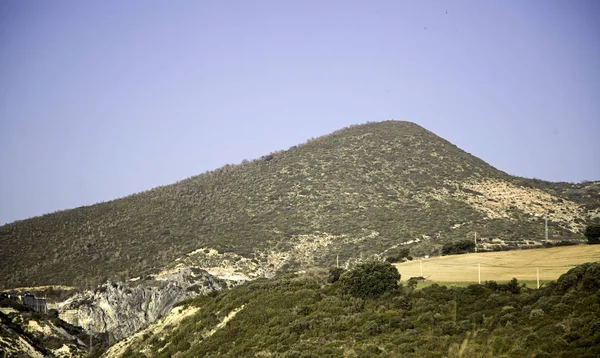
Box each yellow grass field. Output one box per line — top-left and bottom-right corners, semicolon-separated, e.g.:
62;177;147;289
395;245;600;283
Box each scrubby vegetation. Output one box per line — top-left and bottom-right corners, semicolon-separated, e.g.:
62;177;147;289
0;297;104;356
339;261;400;298
384;248;411;263
585;224;600;244
119;261;600;357
442;239;476;255
0;121;596;289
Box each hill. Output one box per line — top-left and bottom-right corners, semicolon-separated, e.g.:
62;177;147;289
103;262;600;357
1;121;598;289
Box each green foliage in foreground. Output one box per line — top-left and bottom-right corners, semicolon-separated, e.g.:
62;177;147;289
124;262;600;358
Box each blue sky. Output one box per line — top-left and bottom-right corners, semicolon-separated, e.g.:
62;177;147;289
1;1;599;225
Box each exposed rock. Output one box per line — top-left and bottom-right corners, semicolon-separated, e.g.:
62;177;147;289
58;267;227;342
165;233;342;281
103;305;200;357
419;178;591;234
0;304;88;357
0;332;44;358
102;304;247;357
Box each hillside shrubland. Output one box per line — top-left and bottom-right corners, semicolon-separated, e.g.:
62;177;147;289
1;121;597;289
115;261;600;358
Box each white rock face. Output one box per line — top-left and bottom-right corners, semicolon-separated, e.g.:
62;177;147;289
58;267;227;341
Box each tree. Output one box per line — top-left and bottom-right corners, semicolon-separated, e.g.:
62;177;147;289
385;248;411;263
339;261;400;298
441;240;475;255
584;224;600;244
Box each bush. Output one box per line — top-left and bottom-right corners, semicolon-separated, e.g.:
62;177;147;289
48;309;59;318
503;278;521;294
363;321;382;336
339;261;400;298
529;308;545;320
441;240;475;255
556;262;600;293
584;224;600;244
543;240;577;248
328;267;345;283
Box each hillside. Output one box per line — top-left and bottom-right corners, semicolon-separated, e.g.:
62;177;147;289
103;262;600;357
1;121;598;289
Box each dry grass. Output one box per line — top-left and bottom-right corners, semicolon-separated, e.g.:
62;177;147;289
395;245;600;283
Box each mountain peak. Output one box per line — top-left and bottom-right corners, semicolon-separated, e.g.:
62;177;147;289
0;121;596;289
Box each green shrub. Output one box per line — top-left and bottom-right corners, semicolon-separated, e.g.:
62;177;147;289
503;278;521;294
584;224;600;244
529;308;545;320
339;261;400;298
441;240;475;255
328;267;345;283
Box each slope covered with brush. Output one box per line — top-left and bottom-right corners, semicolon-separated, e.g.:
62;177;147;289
1;121;597;289
108;262;600;357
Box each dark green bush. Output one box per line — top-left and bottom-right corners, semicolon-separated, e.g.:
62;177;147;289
441;240;476;255
339;261;400;298
327;267;345;283
584;224;600;244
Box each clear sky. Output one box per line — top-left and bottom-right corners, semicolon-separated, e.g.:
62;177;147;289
1;1;599;225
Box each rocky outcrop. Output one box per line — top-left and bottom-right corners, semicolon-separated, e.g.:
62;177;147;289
58;267;227;342
0;303;89;357
102;305;200;357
